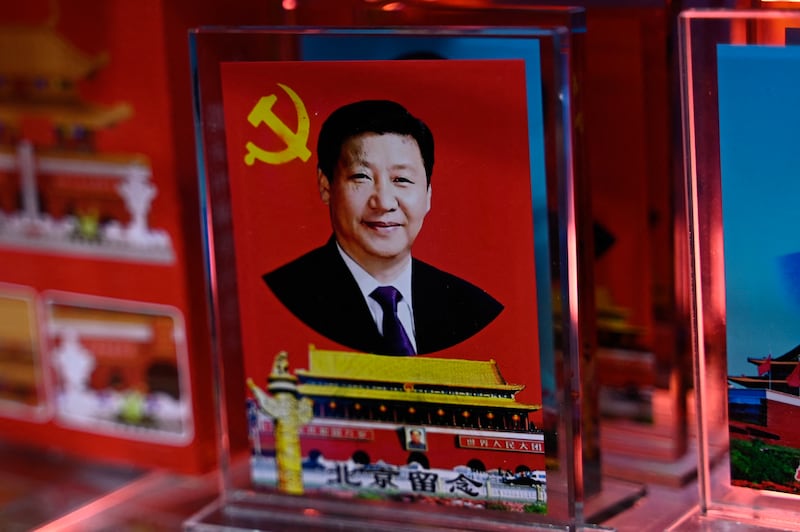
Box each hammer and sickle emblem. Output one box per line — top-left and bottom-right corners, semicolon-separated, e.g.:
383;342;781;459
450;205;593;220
244;83;311;166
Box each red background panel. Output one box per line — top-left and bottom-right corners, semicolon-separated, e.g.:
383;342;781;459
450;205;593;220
220;59;542;410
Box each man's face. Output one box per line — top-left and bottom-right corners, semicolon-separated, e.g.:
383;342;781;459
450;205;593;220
319;132;431;279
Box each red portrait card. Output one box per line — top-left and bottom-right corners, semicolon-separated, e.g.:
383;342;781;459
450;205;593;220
219;58;546;511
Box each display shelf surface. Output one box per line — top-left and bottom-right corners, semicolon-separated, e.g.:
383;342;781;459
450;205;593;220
0;441;778;531
38;470;220;531
0;441;144;530
185;456;643;532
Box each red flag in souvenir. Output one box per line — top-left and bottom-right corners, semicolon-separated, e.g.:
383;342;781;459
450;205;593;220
786;362;800;388
758;354;772;376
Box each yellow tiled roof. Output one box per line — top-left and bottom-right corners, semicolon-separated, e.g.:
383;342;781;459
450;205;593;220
36;149;148;165
298;384;541;411
295;345;525;392
0;26;108;79
0;101;133;129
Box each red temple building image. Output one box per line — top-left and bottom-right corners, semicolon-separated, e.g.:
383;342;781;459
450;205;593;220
728;344;800;448
727;344;800;493
248;346;546;510
729;344;800;395
0;13;173;262
45;296;191;442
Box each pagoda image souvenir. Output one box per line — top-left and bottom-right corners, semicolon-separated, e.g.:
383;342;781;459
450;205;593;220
0;13;173;262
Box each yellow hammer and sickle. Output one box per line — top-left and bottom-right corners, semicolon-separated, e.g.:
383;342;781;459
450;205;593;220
244;83;311;166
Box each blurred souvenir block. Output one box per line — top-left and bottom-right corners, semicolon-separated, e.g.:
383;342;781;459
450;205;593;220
0;0;270;473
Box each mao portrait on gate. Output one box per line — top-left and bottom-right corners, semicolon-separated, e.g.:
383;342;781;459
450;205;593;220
220;59;544;408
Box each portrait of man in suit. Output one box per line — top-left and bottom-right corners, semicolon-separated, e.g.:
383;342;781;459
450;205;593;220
405;428;427;451
263;100;503;356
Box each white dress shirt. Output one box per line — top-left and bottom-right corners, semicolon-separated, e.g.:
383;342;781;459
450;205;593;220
336;243;417;351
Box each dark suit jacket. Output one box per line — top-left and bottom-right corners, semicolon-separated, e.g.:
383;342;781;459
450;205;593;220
263;238;503;355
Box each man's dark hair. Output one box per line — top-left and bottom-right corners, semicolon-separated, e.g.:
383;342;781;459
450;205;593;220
317;100;434;185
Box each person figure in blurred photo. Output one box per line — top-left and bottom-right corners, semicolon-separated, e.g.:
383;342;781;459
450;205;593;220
264;100;502;356
407;428;427;450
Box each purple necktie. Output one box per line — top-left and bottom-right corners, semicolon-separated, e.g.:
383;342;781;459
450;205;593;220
370;286;416;356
